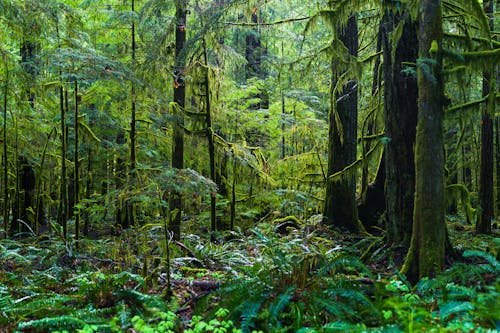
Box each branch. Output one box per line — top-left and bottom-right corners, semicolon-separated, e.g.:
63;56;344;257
447;94;500;113
225;16;310;27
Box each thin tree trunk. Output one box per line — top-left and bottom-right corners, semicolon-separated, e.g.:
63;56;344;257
74;80;80;244
246;6;262;79
230;159;236;231
169;0;187;240
280;42;286;160
2;60;8;238
402;0;446;283
84;146;91;237
59;85;67;239
477;0;494;233
202;37;217;239
323;15;359;231
130;0;136;171
496;113;500;216
11;115;19;235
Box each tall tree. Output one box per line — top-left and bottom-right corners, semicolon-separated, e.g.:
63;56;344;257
2;55;9;238
202;37;217;240
402;0;446;282
169;0;187;240
245;5;262;79
381;8;418;245
74;80;80;244
323;15;359;231
477;0;494;234
130;0;137;171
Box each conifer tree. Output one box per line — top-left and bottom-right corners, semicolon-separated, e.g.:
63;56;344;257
169;0;188;240
382;6;418;245
402;0;446;282
477;0;494;234
323;14;359;232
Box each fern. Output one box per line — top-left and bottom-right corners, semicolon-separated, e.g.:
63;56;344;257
268;287;295;327
462;250;500;273
113;289;167;314
17;316;86;331
440;301;475;320
239;300;262;333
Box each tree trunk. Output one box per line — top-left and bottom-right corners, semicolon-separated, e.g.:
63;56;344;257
323;15;359;231
130;0;137;171
358;24;384;232
58;86;68;239
402;0;446;283
496;112;500;217
202;37;217;239
20;22;38;109
169;0;187;240
382;11;418;245
477;0;494;234
84;145;92;237
246;6;262;79
2;59;8;238
74;80;80;244
20;157;35;233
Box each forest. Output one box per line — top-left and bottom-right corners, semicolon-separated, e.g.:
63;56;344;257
0;0;500;332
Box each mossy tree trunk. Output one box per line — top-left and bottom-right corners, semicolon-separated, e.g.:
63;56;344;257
323;15;359;231
477;0;494;233
202;36;217;240
245;4;268;109
402;0;446;283
20;5;39;109
496;112;500;217
246;5;262;79
382;10;418;245
130;0;137;172
116;0;138;230
169;0;187;241
74;80;80;244
2;59;9;238
58;86;68;239
358;25;385;232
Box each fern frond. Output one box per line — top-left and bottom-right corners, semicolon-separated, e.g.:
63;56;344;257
440;301;475;320
239;300;262;333
463;250;500;273
269;287;295;326
17;316;86;331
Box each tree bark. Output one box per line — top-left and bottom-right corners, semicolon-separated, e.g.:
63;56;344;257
477;0;494;234
58;86;68;239
130;0;137;171
169;0;187;240
246;7;262;79
323;15;359;231
382;10;418;245
402;0;446;283
74;80;80;244
202;37;217;240
496;112;500;217
2;59;8;238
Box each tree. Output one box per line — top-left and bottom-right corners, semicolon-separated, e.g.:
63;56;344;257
323;15;359;231
169;0;188;240
402;0;446;282
381;6;418;245
2;52;9;238
477;0;494;234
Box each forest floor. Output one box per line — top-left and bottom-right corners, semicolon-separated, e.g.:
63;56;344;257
0;214;499;332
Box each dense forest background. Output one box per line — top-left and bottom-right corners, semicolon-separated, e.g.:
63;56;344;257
1;0;500;332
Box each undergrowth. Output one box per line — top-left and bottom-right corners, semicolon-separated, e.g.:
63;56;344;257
0;217;499;332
